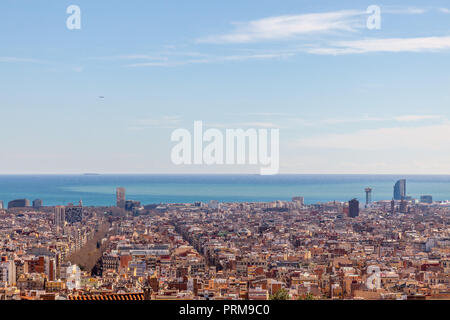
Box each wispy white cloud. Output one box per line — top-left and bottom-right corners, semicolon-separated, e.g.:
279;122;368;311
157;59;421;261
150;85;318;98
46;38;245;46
129;116;183;130
382;6;428;15
205;121;280;129
193;7;450;59
308;36;450;55
125;52;294;67
321;115;385;125
210;114;444;130
125;61;177;67
295;121;450;151
227;112;292;117
196;6;429;45
208;53;294;62
320;114;444;125
439;8;450;14
237;122;280;128
93;7;448;69
0;56;84;73
0;57;46;64
394;115;443;122
93;54;169;61
197;10;365;44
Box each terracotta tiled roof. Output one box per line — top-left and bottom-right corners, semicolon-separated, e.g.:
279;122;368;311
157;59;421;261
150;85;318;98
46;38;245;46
68;293;144;300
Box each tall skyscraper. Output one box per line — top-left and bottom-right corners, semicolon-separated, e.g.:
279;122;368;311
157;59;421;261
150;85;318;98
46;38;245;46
292;196;304;206
364;188;372;207
393;179;406;200
116;187;126;208
32;199;43;209
348;199;359;218
54;206;65;230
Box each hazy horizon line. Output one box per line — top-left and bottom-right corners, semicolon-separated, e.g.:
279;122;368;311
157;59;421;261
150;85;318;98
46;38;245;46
0;172;450;176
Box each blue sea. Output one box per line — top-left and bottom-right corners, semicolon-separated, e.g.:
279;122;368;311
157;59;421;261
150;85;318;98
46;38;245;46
0;174;449;207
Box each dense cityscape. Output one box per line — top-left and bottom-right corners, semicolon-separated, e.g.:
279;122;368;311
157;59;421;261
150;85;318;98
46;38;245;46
0;179;448;301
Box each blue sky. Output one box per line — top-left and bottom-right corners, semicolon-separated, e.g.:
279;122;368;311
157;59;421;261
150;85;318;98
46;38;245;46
1;0;450;174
